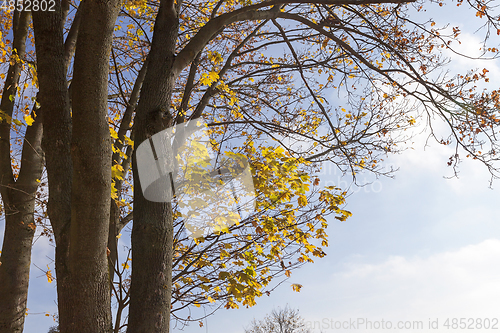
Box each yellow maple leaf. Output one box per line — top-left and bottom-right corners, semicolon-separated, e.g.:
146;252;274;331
111;181;119;200
110;127;119;139
46;265;54;283
209;71;219;82
24;114;35;126
200;71;219;86
111;164;124;180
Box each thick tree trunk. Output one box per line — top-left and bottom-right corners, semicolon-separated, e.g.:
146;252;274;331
127;0;179;331
65;0;120;331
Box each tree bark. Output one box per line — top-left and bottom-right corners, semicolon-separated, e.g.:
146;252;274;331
0;114;43;333
0;11;42;333
64;0;120;331
127;0;178;331
32;6;74;333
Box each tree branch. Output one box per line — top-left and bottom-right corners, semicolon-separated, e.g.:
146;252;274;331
64;0;83;72
173;7;281;75
173;0;416;74
16;104;44;193
0;10;31;201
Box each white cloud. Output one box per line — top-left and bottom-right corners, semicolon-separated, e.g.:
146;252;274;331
301;239;500;332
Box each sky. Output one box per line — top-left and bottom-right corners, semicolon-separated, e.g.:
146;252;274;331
167;127;500;333
1;3;500;333
170;4;500;333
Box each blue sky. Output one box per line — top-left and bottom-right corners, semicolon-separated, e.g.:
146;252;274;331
15;132;500;332
2;3;500;333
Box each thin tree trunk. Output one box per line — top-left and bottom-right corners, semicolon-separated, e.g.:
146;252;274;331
32;7;73;333
0;116;44;333
127;0;179;331
0;11;42;333
108;62;147;282
0;213;36;333
107;201;120;282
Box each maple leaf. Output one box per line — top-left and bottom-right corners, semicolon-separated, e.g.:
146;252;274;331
200;71;219;86
24;114;34;126
46;266;54;284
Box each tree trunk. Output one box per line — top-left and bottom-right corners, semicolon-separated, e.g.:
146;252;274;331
107;201;121;284
31;7;74;333
0;11;42;333
127;0;179;331
64;0;120;330
0;212;36;333
0;117;44;333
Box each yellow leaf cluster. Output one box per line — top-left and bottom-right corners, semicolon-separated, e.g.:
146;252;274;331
200;71;219;86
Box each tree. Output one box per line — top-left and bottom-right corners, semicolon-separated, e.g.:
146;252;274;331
0;10;45;332
245;306;311;333
0;0;499;332
47;326;60;333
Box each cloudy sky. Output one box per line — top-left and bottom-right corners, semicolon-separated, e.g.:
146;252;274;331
1;3;500;333
168;4;500;333
167;126;500;333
